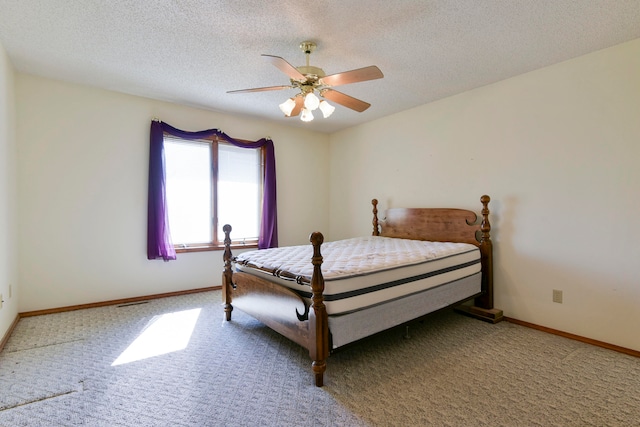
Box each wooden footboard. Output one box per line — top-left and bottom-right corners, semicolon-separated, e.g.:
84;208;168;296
231;271;310;347
222;227;329;386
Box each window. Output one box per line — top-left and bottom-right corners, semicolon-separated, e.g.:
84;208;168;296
147;121;277;260
163;135;263;251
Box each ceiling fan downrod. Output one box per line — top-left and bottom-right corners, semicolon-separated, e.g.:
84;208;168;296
299;41;316;63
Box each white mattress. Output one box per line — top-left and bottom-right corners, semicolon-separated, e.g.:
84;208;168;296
328;273;480;348
234;236;481;316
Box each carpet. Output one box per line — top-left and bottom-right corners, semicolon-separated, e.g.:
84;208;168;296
1;291;638;426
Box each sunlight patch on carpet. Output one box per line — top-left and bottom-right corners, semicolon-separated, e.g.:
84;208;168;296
112;308;201;366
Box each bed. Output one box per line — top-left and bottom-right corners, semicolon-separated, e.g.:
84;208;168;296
222;195;503;386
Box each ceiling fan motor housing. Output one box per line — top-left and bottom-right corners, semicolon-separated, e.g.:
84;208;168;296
296;65;326;81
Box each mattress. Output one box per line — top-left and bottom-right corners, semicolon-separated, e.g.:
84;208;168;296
234;236;481;316
328;273;480;348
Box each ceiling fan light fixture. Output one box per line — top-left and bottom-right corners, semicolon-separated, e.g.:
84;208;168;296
304;92;320;111
319;100;335;118
279;98;296;116
300;108;314;122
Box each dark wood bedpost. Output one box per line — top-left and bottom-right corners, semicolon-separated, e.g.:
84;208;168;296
372;199;380;236
476;195;494;310
455;195;503;323
222;224;234;321
308;231;329;387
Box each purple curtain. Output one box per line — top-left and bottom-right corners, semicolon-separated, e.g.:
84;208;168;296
147;120;278;260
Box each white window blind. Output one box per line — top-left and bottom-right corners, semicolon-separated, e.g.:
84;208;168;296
217;144;261;242
164;138;213;245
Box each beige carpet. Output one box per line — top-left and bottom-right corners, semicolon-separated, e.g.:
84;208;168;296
1;290;639;426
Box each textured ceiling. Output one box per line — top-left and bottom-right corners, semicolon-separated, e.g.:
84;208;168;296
1;1;639;134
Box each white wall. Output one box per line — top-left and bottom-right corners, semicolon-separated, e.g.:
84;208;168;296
16;75;330;312
0;41;18;339
329;39;640;351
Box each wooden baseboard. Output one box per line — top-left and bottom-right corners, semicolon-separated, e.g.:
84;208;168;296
0;314;20;353
505;317;640;358
19;286;221;318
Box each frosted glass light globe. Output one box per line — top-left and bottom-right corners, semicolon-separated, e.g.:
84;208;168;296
319;100;335;118
300;108;314;122
304;92;320;111
279;98;296;116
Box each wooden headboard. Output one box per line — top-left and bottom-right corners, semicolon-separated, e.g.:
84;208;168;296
372;195;491;247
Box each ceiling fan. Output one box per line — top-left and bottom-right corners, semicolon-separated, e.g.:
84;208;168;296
227;41;384;121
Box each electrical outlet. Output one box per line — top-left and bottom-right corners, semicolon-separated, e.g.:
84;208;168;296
552;289;563;304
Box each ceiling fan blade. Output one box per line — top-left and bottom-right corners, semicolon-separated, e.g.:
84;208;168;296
227;85;293;94
321;89;371;112
319;65;383;87
288;96;305;117
262;54;306;82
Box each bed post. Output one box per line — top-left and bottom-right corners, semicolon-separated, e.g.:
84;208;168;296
455;195;503;323
222;224;234;321
372;199;380;236
477;195;494;310
308;231;329;387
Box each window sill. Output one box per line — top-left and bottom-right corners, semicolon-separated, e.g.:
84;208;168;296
175;243;259;253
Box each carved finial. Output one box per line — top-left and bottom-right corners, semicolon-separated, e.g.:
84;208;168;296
372;199;379;236
223;225;233;265
309;231;324;247
223;224;232;249
480;195;491;242
309;231;325;299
